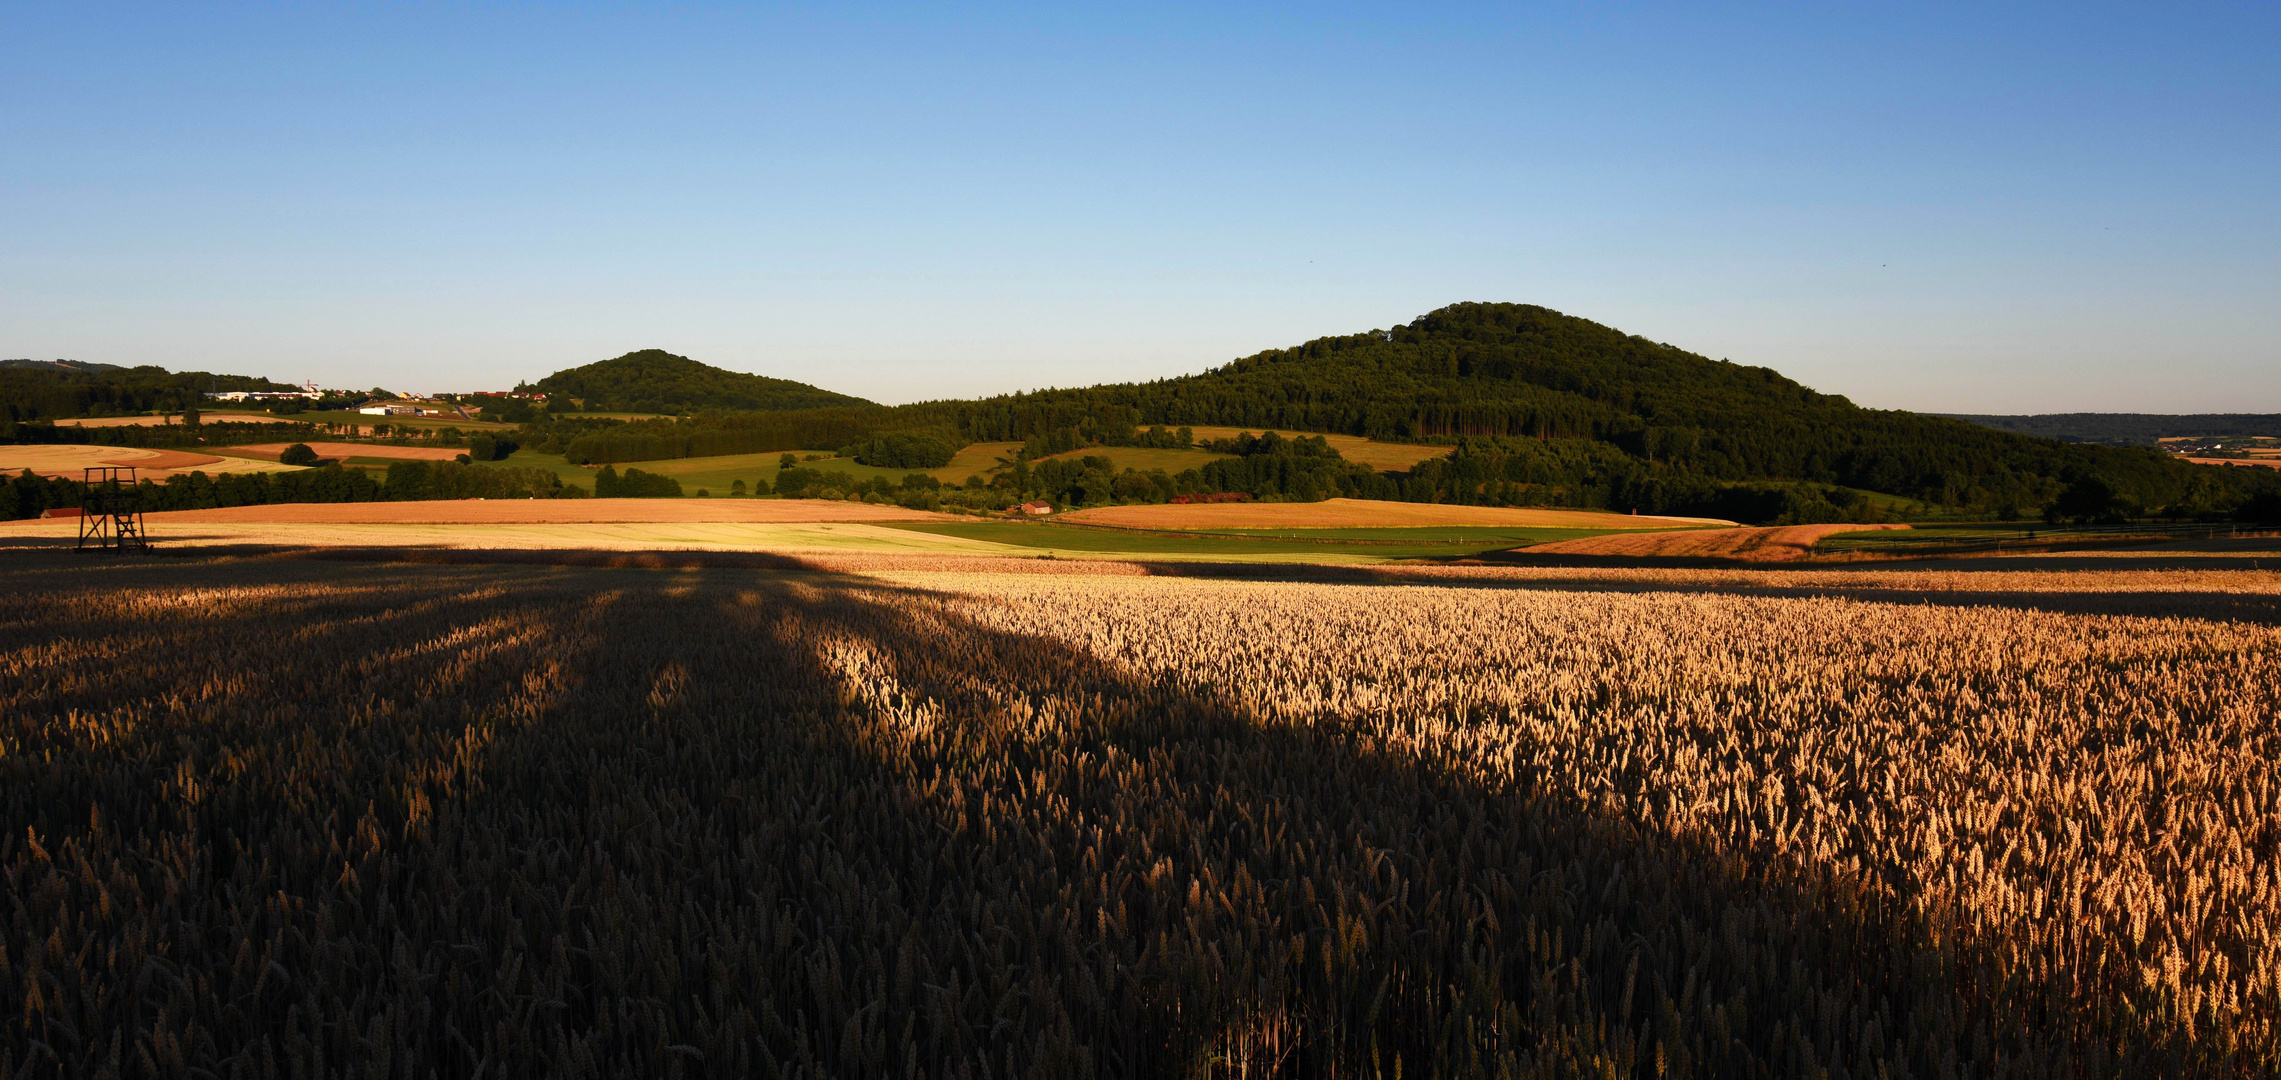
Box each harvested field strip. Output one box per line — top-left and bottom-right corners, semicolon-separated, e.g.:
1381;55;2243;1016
978;521;1627;547
882;520;1528;559
2184;456;2281;469
0;497;953;527
1522;521;1911;561
217;441;468;461
51;413;278;427
3;558;2278;1075
1061;496;1723;530
0;520;1023;554
0;443;296;478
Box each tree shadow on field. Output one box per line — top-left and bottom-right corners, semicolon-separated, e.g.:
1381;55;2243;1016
703;574;2220;1079
282;541;2281;626
0;556;2223;1078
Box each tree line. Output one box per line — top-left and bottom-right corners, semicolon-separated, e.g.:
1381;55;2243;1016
0;366;303;423
2;463;581;521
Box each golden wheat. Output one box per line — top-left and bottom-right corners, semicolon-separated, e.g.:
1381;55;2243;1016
2;554;2275;1077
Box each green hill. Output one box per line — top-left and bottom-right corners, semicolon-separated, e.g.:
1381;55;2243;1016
529;349;875;413
548;303;2279;522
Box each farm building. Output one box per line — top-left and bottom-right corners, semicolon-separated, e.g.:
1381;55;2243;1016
1018;501;1053;515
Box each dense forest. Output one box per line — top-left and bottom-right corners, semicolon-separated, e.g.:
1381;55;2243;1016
557;303;2281;520
1946;413;2281;446
528;349;875;413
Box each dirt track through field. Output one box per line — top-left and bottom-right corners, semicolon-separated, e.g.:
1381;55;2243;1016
1060;497;1723;530
1521;522;1910;561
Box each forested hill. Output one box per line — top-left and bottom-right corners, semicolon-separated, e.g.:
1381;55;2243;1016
528;350;875;413
1944;413;2281;446
926;302;2266;513
557;303;2281;520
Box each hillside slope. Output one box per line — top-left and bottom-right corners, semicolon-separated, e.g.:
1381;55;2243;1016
530;349;875;413
930;302;2267;516
548;303;2280;521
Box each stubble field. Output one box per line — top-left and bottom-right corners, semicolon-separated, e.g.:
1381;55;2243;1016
1057;497;1723;531
3;553;2277;1077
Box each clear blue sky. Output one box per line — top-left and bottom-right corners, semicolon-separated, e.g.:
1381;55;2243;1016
5;3;2276;411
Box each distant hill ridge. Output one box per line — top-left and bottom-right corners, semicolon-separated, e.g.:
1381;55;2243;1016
2;359;127;373
1944;413;2281;446
528;349;874;413
560;302;2281;520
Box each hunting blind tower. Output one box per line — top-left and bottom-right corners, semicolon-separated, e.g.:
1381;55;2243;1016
76;467;151;552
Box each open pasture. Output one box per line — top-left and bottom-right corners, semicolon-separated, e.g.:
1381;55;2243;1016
934;440;1022;482
528;445;1023;494
1061;496;1724;530
1027;444;1234;473
1;553;2275;1076
1181;425;1456;472
619;449;912;492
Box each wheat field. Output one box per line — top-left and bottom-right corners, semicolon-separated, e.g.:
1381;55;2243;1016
3;555;2276;1077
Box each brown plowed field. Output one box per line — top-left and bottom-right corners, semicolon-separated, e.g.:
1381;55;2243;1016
221;442;468;461
14;498;957;526
1521;522;1910;561
1059;497;1725;530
